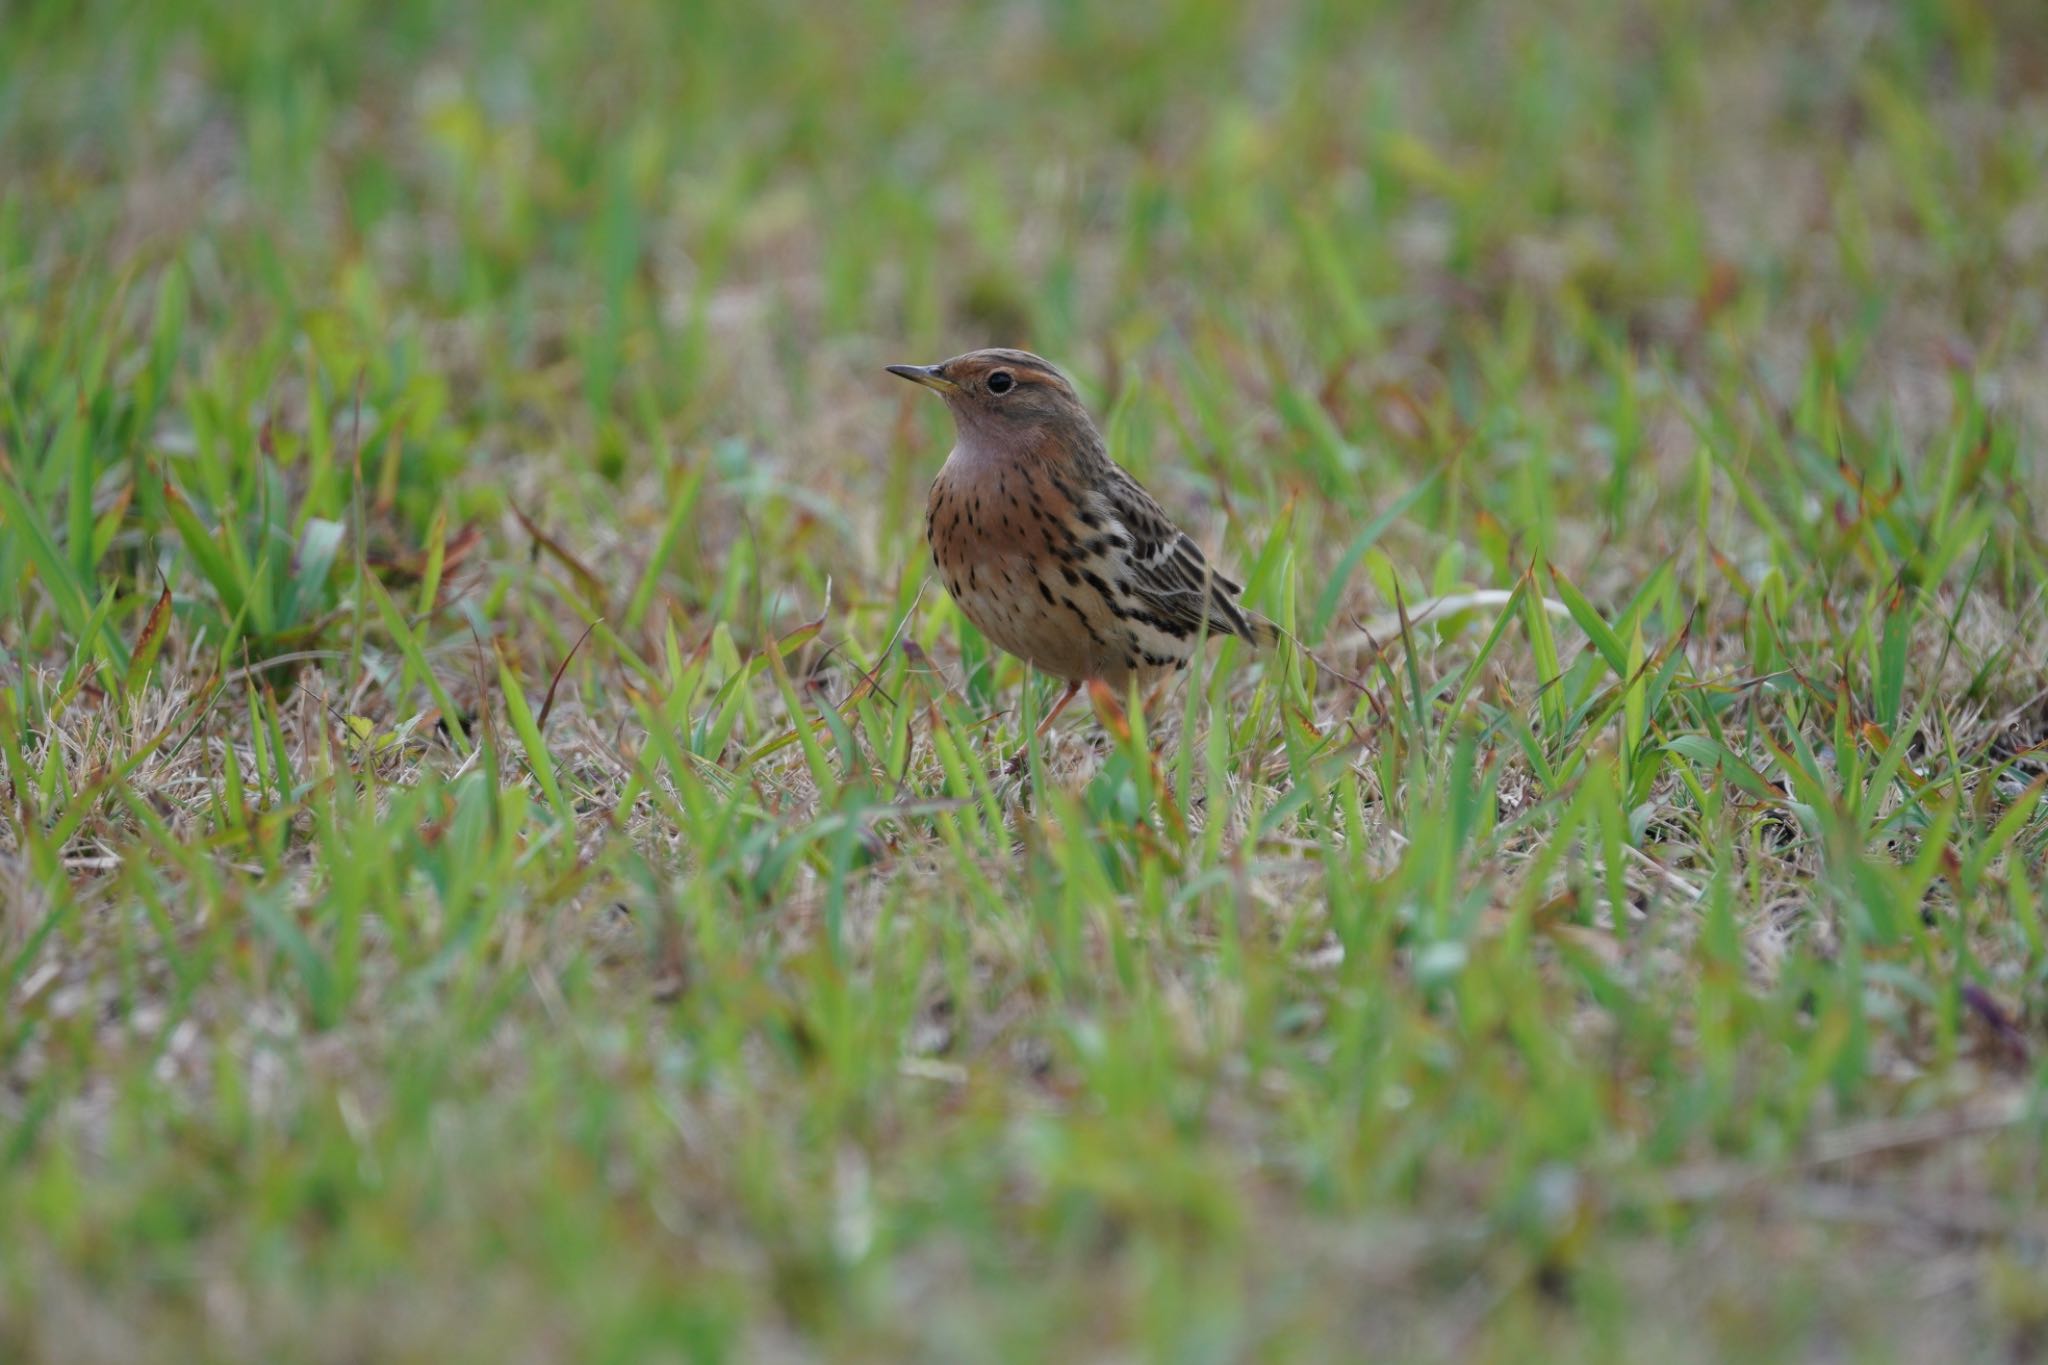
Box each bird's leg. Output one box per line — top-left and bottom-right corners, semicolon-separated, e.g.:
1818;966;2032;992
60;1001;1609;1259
1134;677;1179;781
1139;674;1175;716
1037;678;1084;736
1005;678;1083;775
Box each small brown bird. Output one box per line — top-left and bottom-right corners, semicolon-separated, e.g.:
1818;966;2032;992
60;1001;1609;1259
888;348;1278;745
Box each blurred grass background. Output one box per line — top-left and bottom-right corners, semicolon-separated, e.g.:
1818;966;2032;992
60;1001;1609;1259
4;0;2048;1360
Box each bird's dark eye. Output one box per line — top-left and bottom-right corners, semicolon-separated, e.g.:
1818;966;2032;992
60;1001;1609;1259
986;370;1015;395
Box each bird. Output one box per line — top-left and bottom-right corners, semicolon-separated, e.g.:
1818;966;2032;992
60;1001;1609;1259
887;348;1279;756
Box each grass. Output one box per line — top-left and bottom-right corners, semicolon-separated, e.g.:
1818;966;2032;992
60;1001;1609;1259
3;0;2048;1358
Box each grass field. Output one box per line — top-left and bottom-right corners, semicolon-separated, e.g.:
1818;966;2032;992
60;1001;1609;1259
4;0;2048;1359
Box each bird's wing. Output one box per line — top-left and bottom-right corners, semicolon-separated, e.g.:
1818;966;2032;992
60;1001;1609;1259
1089;465;1265;645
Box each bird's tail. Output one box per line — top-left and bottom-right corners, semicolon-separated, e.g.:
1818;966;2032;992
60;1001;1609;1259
1243;612;1284;650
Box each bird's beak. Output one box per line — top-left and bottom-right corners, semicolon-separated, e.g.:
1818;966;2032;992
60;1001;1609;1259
886;363;958;393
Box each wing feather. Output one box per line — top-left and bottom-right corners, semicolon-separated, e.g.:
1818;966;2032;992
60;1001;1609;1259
1088;466;1263;645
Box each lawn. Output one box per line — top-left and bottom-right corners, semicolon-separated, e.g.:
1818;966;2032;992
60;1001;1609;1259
3;0;2047;1359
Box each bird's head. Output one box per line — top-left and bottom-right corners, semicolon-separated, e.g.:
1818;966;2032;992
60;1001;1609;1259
886;348;1093;449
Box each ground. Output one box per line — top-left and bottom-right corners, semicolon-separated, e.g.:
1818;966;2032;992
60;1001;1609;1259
3;0;2048;1360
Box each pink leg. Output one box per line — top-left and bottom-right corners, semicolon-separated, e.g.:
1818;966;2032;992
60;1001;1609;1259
1140;674;1175;715
1006;679;1083;774
1035;679;1084;737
